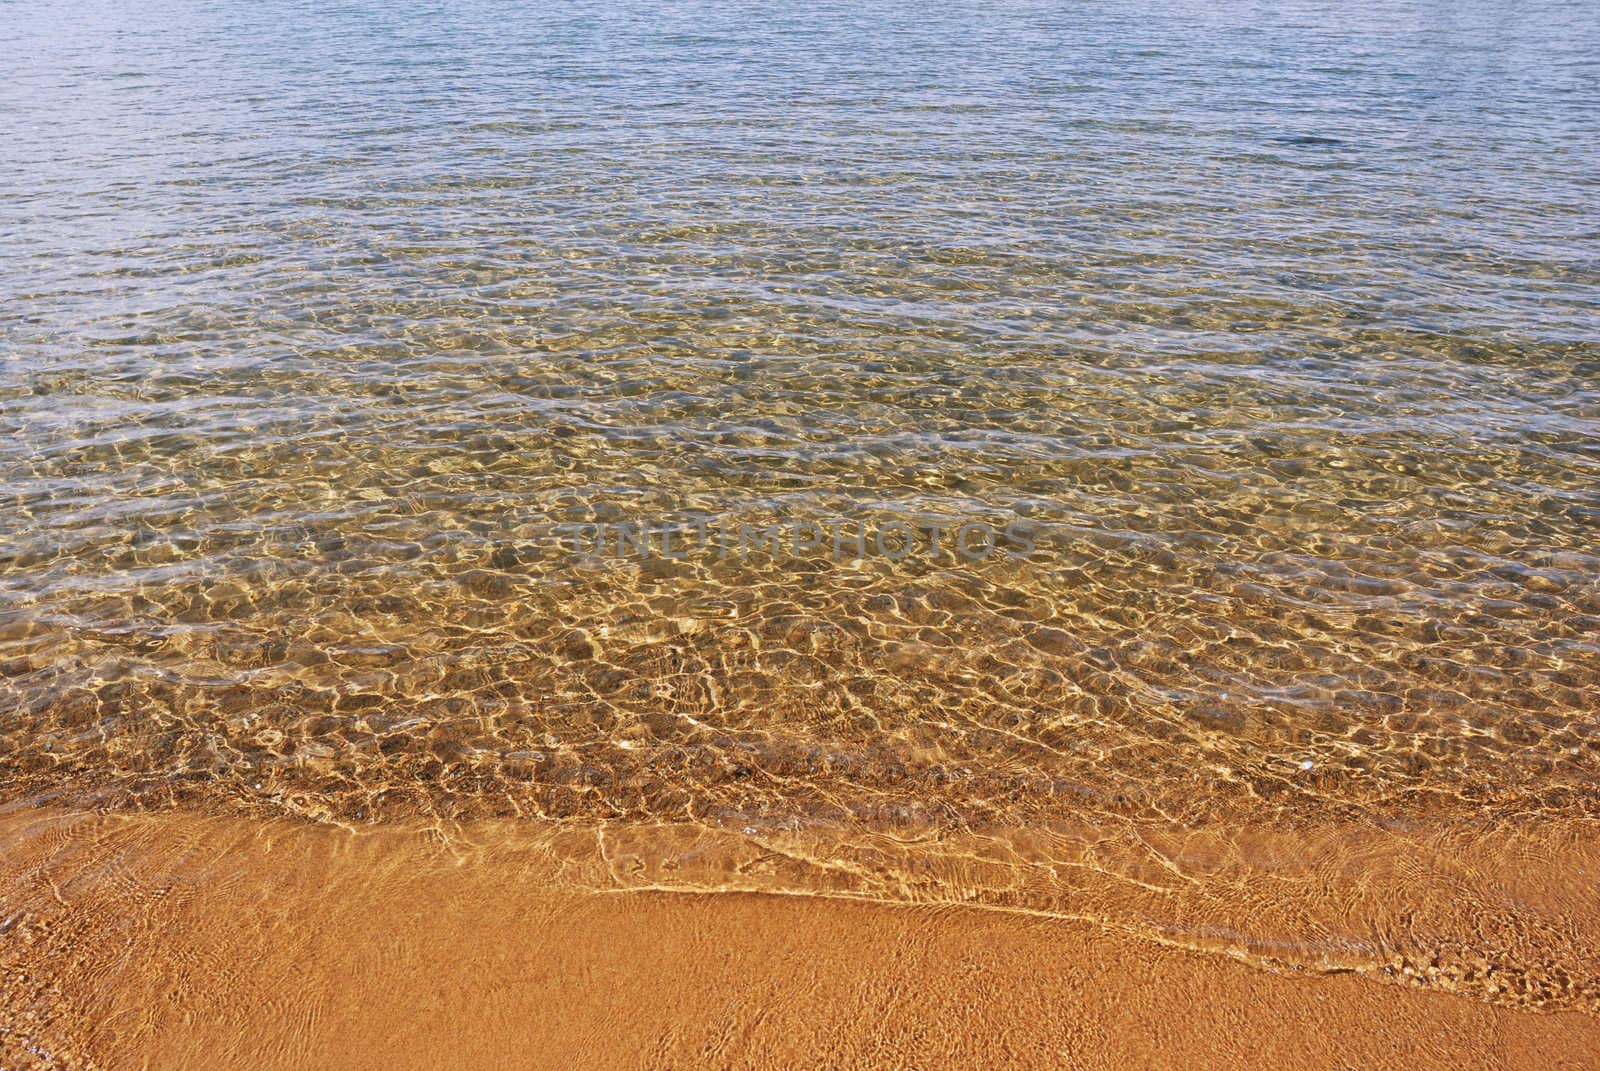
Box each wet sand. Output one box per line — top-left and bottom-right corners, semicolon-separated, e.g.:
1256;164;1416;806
3;809;1598;1070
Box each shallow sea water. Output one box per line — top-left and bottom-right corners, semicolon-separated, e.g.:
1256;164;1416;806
2;0;1599;1016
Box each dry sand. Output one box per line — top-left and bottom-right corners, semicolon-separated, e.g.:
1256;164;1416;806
1;808;1597;1070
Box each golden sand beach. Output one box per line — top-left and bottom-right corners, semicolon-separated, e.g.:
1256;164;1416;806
4;0;1599;1065
4;807;1600;1069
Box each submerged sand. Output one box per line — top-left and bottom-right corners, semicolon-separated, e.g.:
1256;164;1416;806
2;808;1598;1069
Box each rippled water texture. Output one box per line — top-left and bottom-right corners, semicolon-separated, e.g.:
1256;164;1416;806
2;0;1599;1008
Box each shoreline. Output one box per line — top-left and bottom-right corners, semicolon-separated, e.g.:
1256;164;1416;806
3;808;1598;1069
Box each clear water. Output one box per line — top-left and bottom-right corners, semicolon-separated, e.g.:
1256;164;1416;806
2;0;1599;1008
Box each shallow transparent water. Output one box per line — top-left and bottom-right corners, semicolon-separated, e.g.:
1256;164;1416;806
2;0;1598;913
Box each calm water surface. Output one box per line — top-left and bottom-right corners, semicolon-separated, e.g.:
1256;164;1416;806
2;0;1600;1004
